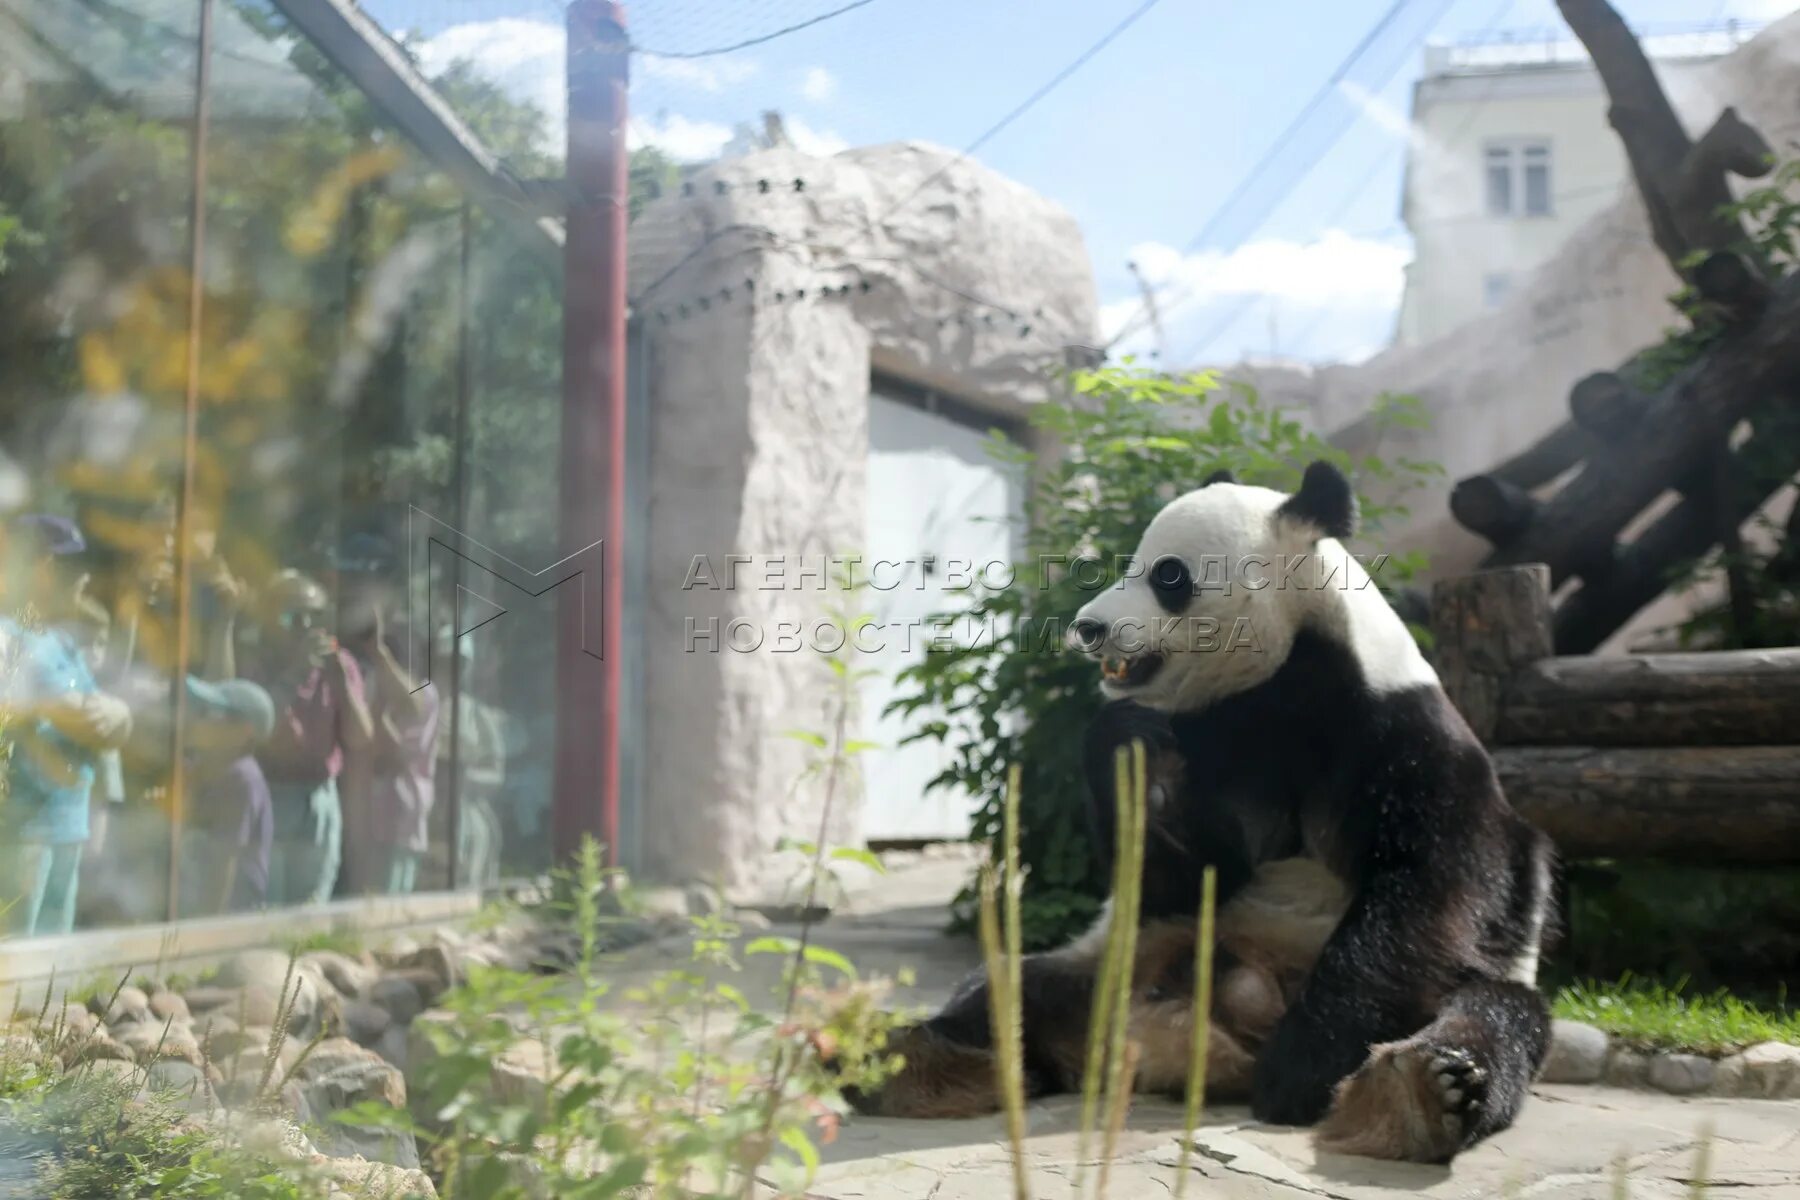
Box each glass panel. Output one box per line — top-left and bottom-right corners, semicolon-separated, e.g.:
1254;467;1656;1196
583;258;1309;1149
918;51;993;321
1;0;201;935
1524;160;1552;215
1484;146;1513;216
441;220;564;887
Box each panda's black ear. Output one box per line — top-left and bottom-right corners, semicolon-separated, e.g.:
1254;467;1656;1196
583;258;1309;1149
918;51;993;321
1279;460;1357;540
1202;468;1237;487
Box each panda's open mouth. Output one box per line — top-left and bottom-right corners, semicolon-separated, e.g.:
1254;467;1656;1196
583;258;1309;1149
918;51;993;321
1100;653;1163;689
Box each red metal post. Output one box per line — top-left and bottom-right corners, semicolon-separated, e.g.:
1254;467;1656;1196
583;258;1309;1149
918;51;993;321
555;0;628;865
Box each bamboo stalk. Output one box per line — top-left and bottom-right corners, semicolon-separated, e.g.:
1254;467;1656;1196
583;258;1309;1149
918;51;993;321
978;866;1029;1200
1096;1040;1141;1200
1174;866;1218;1199
1075;749;1137;1184
1095;743;1149;1197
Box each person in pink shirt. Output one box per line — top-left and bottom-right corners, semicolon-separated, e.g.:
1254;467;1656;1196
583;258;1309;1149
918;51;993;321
340;601;440;895
249;570;373;905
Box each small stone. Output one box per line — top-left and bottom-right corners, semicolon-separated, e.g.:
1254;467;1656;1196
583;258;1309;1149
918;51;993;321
405;1011;455;1079
148;991;191;1023
303;951;376;1003
182;985;237;1014
370;976;425;1025
103;986;151;1026
379;936;422;965
217;949;297;992
0;1033;52;1074
342;1000;392;1046
295;1037;385;1081
77;1058;141;1087
1713;1041;1800;1098
1603;1047;1650;1089
1539;1019;1608;1084
302;1055;407;1112
214;1050;284;1105
63;1032;132;1067
732;909;773;932
38;1001;97;1040
1646;1052;1715;1095
491;1039;552;1107
684;883;725;916
212;984;283;1028
116;1022;204;1069
373;1024;409;1071
313;1155;436;1199
634;887;688;921
397;945;457;997
191;1011;240;1049
141;1059;212;1108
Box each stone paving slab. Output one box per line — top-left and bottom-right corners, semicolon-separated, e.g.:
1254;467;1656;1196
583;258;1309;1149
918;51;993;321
809;1085;1800;1198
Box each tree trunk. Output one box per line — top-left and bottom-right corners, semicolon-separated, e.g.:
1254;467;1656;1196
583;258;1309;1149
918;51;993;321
1430;565;1554;742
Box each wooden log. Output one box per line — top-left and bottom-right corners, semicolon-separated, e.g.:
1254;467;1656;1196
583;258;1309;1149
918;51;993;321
1482;420;1600;491
1430;565;1553;742
1551;421;1792;653
1493;744;1800;863
1495;647;1800;746
1568;371;1648;438
1693;250;1772;322
1450;476;1538;545
1482;273;1800;584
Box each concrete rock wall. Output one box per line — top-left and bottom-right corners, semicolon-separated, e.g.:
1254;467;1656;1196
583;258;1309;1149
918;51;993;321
627;142;1097;888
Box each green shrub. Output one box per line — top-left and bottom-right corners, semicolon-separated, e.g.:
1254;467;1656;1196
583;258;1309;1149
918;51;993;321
888;365;1438;949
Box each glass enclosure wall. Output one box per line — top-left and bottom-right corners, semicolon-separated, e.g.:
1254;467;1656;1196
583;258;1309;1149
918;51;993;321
0;0;564;936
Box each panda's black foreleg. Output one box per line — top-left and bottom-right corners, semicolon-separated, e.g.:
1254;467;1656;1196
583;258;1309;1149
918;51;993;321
842;951;1100;1118
1312;976;1549;1163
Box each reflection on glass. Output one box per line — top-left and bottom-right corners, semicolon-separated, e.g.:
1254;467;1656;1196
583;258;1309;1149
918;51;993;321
0;0;566;936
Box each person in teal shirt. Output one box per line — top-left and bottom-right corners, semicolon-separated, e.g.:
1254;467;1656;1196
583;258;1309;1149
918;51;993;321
1;514;133;937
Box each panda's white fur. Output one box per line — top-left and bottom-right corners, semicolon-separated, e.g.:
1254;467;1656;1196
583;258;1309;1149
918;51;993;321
1070;483;1434;713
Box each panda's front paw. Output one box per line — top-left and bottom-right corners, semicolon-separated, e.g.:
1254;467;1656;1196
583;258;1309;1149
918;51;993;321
1313;1040;1488;1163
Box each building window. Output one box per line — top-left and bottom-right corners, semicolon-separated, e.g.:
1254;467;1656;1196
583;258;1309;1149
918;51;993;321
1484;272;1513;308
1485;140;1553;217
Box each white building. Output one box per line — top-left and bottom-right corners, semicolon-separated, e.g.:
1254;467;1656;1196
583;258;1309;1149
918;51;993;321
1394;23;1756;347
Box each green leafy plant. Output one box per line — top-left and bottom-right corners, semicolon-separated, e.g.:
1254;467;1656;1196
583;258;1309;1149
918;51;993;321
889;365;1439;949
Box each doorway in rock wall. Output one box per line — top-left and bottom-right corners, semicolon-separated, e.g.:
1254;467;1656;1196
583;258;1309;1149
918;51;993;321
861;376;1024;844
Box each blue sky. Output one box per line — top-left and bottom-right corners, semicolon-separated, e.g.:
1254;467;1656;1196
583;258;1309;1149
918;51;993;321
371;0;1794;366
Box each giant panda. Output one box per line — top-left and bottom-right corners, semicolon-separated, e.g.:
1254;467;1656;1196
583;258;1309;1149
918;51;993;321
845;461;1554;1164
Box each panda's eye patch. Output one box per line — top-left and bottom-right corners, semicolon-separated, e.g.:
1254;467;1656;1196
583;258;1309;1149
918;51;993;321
1149;555;1192;612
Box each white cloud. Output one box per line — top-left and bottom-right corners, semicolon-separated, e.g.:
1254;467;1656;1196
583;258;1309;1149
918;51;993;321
421;18;756;164
629;113;734;162
800;66;838;103
1103;230;1412;365
1732;0;1798;18
637;54;760;93
785;115;848;157
418;18;565;149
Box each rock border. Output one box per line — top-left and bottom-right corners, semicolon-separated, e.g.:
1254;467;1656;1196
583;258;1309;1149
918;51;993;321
1539;1018;1800;1098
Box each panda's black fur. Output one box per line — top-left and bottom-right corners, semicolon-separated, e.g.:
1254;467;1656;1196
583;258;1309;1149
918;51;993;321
846;461;1555;1164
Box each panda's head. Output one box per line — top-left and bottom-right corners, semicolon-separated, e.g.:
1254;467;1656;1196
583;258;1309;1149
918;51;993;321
1068;460;1372;712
